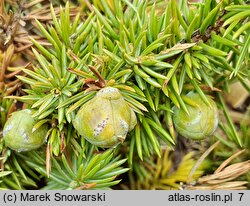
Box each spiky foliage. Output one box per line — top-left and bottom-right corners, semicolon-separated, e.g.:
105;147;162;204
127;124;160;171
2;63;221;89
0;0;250;189
0;0;79;98
0;0;80;189
121;149;207;190
17;141;129;190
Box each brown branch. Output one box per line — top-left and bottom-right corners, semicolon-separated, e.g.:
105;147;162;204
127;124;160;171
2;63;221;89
5;82;21;95
88;65;106;88
165;10;227;63
4;69;22;78
7;99;17;117
6;78;21;87
191;10;226;43
14;43;32;52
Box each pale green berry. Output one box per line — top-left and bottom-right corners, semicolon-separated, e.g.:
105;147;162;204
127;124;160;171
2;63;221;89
3;109;48;152
73;87;137;148
173;92;218;140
